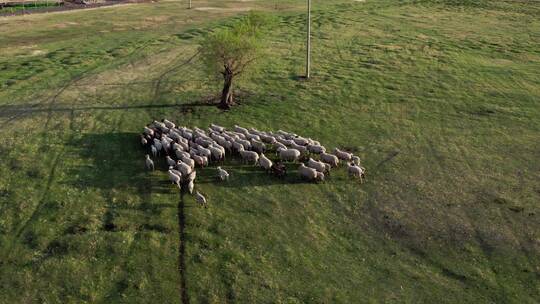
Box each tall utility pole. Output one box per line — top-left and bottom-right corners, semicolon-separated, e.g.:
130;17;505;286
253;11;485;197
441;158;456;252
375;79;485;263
188;0;191;9
305;0;311;79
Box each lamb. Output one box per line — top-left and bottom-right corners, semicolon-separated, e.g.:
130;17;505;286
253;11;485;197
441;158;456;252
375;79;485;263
277;147;301;162
217;167;230;181
320;152;339;167
166;156;176;167
308;144;326;154
258;153;273;171
307;158;330;173
334;148;352;161
195;191;207;208
347;162;365;183
239;148;259;165
167;169;182;189
145;155;154;171
298;163;318;181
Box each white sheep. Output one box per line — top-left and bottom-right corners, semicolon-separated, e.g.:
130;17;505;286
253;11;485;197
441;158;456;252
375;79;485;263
169;166;183;181
298;163;318;181
153;138;163;153
234;125;249;134
144;126;154;136
195;191;207;208
163;119;176;129
308;144;326;154
251;139;266;153
334;148;352;161
347;162;365;183
217;166;230;181
258;153;273;171
151;145;158;158
176;161;193;176
210;123;225;133
290;142;308;154
179;155;195;170
293;136;310;146
277;147;301;162
239;148;259;165
352;155;361;166
166;156;176;167
186;170;197;184
191;154;205;167
140;135;148;146
320;152;339;167
145;155;154;171
307;158;330;173
186;180;194;194
167;169;181;189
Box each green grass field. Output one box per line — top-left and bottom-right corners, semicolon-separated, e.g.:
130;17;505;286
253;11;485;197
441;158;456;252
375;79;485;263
1;0;539;303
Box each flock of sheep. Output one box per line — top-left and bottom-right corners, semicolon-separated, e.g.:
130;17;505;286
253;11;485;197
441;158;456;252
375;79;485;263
141;120;366;207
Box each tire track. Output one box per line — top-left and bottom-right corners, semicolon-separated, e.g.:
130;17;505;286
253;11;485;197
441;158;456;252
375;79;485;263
178;192;190;304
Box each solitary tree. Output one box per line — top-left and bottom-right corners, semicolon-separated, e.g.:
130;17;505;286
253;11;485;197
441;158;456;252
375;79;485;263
200;13;272;109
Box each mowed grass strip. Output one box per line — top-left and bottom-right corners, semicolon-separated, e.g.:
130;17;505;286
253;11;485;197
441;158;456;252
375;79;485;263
0;0;539;303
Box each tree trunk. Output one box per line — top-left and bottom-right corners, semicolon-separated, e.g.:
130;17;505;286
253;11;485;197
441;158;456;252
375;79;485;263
219;72;234;110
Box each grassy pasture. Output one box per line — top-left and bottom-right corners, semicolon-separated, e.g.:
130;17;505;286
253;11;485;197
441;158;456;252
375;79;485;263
0;0;539;303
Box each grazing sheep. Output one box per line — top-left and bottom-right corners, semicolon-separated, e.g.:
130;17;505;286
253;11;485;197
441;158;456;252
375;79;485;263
169;166;183;181
191;154;206;167
174;149;189;160
217;167;230;181
273;142;287;151
347;162;365;183
144;126;155;136
251;139;266;153
186;170;197;184
298;163;318;181
236;139;251;150
145;155;154;171
320;152;339;167
290;142;308;154
186;180;194;194
166;156;176;167
308;144;326;154
209;145;224;161
334;148;352;161
307;158;330;173
140;135;148;147
277;147;301;162
179;155;195;170
293;136;310;146
239;148;259;165
195;191;207;208
210;123;225;133
352;155;361;166
176;161;193;176
258;153;273;171
167;170;181;189
151;145;158;158
316;171;325;181
260;134;277;144
245;133;261;141
153;139;163;153
234;125;249;134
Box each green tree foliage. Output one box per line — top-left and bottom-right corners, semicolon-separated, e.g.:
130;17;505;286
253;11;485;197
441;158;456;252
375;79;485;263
200;12;275;109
